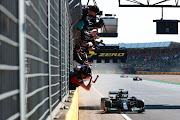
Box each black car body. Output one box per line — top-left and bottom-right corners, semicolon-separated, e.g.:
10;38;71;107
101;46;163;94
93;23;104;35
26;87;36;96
101;89;145;113
133;76;142;81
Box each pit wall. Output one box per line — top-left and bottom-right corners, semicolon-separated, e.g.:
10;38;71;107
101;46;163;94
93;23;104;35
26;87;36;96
65;88;79;120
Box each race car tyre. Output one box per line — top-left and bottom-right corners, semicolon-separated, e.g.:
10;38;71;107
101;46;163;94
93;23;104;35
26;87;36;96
128;96;137;101
104;107;109;113
104;99;111;113
138;107;145;113
105;99;111;108
118;109;121;114
137;99;145;113
101;98;109;109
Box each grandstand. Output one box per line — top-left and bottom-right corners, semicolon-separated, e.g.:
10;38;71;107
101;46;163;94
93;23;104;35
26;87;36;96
106;41;180;48
92;41;180;74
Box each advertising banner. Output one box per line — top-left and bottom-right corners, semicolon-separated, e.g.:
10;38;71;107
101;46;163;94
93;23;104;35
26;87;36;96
89;49;127;63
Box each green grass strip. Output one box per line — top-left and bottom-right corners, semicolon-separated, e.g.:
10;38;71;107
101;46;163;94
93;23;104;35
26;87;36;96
128;76;180;85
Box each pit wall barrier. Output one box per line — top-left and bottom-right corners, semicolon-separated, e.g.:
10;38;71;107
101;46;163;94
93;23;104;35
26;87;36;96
136;72;180;75
66;88;79;120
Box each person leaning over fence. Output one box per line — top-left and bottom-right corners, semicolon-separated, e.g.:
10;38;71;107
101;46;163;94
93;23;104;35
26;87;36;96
93;39;105;47
69;66;99;90
73;45;87;65
73;5;100;38
81;30;100;43
73;45;92;66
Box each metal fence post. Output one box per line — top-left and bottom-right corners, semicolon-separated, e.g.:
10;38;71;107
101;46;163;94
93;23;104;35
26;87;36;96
48;0;52;119
65;2;67;95
19;0;26;120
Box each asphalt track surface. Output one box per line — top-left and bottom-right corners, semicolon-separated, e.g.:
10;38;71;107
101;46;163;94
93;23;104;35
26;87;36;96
80;74;180;120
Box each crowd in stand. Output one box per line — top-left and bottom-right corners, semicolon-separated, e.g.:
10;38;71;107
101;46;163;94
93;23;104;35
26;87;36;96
124;48;180;73
70;5;105;90
127;48;180;62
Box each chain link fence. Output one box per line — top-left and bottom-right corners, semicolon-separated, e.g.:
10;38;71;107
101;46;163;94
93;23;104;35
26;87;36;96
0;0;79;119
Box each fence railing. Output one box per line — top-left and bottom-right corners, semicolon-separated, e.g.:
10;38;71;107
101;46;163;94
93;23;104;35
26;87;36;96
0;0;74;119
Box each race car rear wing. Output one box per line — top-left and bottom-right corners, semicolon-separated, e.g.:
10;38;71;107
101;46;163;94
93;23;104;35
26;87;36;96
109;91;118;94
109;91;128;95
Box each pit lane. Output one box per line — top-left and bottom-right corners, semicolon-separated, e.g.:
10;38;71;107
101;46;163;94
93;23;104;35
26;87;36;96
79;74;180;120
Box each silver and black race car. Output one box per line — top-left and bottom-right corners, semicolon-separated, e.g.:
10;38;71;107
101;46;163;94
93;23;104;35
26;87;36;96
101;89;145;113
120;74;128;78
133;76;142;81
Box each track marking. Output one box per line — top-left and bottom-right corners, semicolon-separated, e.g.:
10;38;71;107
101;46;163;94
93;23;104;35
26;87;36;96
92;86;104;97
92;86;132;120
121;114;132;120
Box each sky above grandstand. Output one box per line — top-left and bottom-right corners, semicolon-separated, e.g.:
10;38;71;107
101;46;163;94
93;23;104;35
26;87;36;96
81;0;180;44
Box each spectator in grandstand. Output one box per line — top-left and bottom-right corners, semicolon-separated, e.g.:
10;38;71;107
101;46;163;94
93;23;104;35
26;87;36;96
128;48;180;62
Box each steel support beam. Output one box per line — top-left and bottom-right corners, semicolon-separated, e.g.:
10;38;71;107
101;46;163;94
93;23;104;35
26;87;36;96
118;0;180;7
119;5;180;7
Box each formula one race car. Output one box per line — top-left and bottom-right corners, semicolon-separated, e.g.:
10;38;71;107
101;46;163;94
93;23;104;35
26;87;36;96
133;76;142;81
101;89;145;113
120;74;128;78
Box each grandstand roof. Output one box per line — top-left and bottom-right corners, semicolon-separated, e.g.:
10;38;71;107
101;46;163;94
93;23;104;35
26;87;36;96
105;41;180;48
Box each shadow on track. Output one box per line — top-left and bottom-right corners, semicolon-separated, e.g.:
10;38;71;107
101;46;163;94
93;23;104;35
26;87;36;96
145;105;180;109
79;106;101;110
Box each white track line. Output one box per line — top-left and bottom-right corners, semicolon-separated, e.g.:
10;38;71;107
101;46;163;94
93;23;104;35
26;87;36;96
92;86;104;97
121;114;132;120
92;86;132;120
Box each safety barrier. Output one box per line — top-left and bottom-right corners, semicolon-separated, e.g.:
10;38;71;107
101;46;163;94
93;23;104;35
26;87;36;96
66;88;79;120
136;72;180;75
